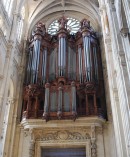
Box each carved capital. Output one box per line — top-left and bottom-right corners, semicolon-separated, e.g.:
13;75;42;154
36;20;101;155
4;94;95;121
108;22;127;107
6;98;16;106
99;5;106;12
120;28;129;37
7;40;14;50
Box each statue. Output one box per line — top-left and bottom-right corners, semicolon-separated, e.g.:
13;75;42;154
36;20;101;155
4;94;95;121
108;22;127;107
81;19;90;29
35;22;46;35
58;16;68;29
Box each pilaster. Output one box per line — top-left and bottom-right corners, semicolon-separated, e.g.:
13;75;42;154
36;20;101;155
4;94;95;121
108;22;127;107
99;0;130;156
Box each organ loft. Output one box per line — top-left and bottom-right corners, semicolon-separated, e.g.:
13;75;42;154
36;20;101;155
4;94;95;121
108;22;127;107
22;16;107;121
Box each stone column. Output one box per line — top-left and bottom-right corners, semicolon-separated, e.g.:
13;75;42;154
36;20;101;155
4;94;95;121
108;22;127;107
0;9;20;136
0;98;15;157
99;0;130;157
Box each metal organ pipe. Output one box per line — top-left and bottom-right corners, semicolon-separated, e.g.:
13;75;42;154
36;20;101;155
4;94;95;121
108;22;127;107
86;37;91;81
78;47;83;83
68;47;71;78
43;83;50;119
93;46;98;82
31;44;36;84
71;82;77;114
44;49;47;82
83;37;87;80
57;86;63;119
23;19;106;121
42;49;47;84
83;36;92;82
35;40;41;83
88;37;92;81
42;50;45;82
63;38;66;68
30;50;33;81
26;49;32;84
33;40;41;83
58;38;61;76
61;37;63;76
58;36;66;77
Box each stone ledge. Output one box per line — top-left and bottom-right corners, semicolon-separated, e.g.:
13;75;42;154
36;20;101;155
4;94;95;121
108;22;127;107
21;117;106;130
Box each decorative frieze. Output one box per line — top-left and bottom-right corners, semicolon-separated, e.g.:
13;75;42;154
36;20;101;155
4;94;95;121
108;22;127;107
33;127;91;143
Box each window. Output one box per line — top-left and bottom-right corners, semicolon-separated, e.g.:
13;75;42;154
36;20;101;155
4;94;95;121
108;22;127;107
17;7;25;42
2;0;14;16
48;17;80;35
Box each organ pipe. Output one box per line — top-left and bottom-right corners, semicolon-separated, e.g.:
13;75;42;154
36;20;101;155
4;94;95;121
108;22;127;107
78;46;83;83
93;46;98;82
58;38;61;76
58;36;66;76
83;36;92;82
34;40;41;83
71;82;77;119
57;85;63;119
41;49;47;84
26;48;33;84
23;18;106;121
43;83;50;120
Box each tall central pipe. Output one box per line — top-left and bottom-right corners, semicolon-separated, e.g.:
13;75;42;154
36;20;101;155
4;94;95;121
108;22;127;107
58;36;66;76
58;16;68;77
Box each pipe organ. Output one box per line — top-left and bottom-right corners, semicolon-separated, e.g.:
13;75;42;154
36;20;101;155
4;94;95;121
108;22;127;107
22;17;107;121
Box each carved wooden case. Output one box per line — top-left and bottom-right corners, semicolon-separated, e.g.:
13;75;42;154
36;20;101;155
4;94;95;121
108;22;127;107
22;17;107;121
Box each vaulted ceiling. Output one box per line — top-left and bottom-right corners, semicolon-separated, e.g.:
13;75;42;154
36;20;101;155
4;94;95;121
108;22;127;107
25;0;101;34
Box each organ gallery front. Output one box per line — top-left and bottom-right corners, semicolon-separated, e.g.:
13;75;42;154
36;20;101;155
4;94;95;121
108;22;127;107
22;16;107;122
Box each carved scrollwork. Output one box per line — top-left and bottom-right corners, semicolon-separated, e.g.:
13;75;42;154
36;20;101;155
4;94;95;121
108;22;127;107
85;82;96;92
25;84;44;97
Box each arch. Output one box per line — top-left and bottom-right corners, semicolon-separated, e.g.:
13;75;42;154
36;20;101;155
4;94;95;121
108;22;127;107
25;0;101;37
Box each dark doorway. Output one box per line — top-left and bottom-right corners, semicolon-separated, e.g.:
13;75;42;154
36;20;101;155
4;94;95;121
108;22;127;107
41;147;86;157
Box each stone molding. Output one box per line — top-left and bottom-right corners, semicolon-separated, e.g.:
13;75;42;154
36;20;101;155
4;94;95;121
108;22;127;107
33;128;91;143
21;117;105;130
29;126;104;157
21;121;105;157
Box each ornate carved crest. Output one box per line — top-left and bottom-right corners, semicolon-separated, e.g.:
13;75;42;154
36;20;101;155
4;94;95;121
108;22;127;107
32;127;91;143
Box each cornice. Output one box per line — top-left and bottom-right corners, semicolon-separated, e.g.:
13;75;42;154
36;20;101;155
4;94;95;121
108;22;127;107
21;117;106;130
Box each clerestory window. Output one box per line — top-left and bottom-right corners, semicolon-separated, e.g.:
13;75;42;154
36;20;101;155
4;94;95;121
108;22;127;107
48;17;80;35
